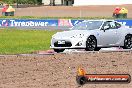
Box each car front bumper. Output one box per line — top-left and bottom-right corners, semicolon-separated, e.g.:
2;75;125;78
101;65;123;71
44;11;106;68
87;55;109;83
50;37;87;49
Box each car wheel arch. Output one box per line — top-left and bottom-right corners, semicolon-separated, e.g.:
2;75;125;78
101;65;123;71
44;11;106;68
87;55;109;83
87;35;97;43
125;34;132;37
124;34;132;41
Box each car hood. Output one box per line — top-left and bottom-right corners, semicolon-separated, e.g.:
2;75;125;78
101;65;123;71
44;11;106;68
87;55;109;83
53;30;92;38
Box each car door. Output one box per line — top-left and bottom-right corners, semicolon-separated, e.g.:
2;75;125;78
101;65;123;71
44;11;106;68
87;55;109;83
112;22;123;45
97;21;119;46
108;21;121;45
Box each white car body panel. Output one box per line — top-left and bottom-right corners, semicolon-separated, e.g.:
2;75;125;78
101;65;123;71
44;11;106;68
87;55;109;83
50;20;132;50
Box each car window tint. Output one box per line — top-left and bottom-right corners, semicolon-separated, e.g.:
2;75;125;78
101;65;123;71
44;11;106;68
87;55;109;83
115;22;121;29
103;22;111;29
86;21;102;29
103;21;118;29
72;21;103;30
109;22;117;29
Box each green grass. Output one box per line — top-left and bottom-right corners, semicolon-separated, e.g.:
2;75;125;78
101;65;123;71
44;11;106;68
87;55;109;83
0;28;58;54
0;16;132;19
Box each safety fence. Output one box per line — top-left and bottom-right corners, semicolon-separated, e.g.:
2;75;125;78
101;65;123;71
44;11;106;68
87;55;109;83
0;19;132;29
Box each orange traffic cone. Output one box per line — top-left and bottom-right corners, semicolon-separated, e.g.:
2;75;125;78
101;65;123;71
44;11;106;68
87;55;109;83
78;67;86;76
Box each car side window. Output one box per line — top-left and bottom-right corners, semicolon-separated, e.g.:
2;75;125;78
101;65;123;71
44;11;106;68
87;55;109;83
103;22;110;28
102;21;113;30
115;22;121;29
109;22;117;29
103;21;118;30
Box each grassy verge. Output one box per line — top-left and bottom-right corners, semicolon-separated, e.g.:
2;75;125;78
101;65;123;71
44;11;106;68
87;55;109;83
0;16;131;19
0;16;111;19
0;28;58;54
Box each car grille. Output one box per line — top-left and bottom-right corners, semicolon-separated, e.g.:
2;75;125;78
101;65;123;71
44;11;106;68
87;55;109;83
54;41;72;47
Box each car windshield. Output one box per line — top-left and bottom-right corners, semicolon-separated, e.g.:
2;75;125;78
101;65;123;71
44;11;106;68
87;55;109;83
72;21;103;30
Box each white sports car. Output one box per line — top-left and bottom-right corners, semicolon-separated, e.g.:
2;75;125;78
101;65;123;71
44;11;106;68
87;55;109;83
50;20;132;53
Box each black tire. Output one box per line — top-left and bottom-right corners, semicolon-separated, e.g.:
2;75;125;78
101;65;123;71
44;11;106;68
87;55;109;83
85;36;100;51
76;76;87;85
54;49;65;53
123;35;132;49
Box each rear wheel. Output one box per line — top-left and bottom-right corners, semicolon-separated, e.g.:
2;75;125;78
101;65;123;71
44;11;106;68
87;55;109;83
54;49;65;53
123;35;132;49
85;36;100;51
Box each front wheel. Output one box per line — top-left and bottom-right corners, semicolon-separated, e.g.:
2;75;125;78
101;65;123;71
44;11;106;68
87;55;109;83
123;35;132;49
85;36;100;51
54;49;65;53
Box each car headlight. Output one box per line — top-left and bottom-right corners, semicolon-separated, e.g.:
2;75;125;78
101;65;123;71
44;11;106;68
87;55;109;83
71;34;85;38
